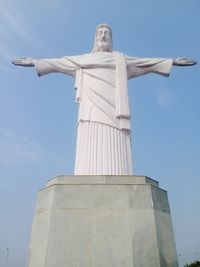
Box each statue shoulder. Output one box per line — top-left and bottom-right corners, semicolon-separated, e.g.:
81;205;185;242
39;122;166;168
112;51;140;61
124;54;140;60
62;53;89;60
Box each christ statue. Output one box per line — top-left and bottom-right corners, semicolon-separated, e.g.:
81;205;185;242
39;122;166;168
12;23;196;176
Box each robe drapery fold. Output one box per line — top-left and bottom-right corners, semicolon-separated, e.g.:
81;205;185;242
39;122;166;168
34;52;173;175
75;121;132;175
75;68;83;104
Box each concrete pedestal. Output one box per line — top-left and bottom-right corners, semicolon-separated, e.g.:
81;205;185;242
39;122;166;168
27;175;178;267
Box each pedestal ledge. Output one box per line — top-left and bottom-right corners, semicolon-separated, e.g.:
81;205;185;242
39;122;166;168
46;175;159;187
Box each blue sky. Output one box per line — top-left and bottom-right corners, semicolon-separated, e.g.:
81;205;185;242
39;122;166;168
0;0;199;266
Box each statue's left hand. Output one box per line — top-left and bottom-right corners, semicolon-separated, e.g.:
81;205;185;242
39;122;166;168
173;58;197;66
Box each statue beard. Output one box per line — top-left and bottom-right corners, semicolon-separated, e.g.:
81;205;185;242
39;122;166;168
91;39;113;53
99;41;110;52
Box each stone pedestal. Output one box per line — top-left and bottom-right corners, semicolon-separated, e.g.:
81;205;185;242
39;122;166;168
27;175;178;267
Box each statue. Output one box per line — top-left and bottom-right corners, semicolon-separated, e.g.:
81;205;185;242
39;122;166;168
12;23;196;176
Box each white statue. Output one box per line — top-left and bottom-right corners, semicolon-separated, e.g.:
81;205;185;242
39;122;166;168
12;23;196;175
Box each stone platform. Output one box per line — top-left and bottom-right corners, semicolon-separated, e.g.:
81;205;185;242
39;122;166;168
27;175;178;267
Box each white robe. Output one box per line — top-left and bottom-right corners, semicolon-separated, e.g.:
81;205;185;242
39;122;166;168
34;52;173;175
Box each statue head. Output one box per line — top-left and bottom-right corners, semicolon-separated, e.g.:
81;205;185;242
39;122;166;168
91;23;113;53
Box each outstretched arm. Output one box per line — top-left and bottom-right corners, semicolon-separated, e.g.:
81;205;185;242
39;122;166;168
173;57;197;66
12;56;80;77
126;56;197;80
126;57;174;79
12;57;35;67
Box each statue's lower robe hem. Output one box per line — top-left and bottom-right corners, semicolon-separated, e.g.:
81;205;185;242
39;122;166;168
74;121;133;175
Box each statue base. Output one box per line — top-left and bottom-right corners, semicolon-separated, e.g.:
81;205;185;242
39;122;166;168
27;175;178;267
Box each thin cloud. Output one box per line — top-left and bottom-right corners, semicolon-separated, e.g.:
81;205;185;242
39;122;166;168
0;126;45;164
157;87;171;109
0;126;13;138
0;141;43;164
0;40;17;71
0;1;46;61
152;78;175;110
0;2;34;44
0;126;66;166
0;41;16;60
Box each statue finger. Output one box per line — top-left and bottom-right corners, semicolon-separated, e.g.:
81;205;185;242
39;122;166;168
11;60;19;65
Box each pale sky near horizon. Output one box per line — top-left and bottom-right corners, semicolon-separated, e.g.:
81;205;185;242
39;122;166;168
0;1;199;266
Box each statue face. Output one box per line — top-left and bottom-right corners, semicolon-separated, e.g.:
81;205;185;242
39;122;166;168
95;26;112;52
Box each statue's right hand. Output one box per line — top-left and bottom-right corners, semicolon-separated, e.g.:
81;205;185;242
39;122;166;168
11;57;35;67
